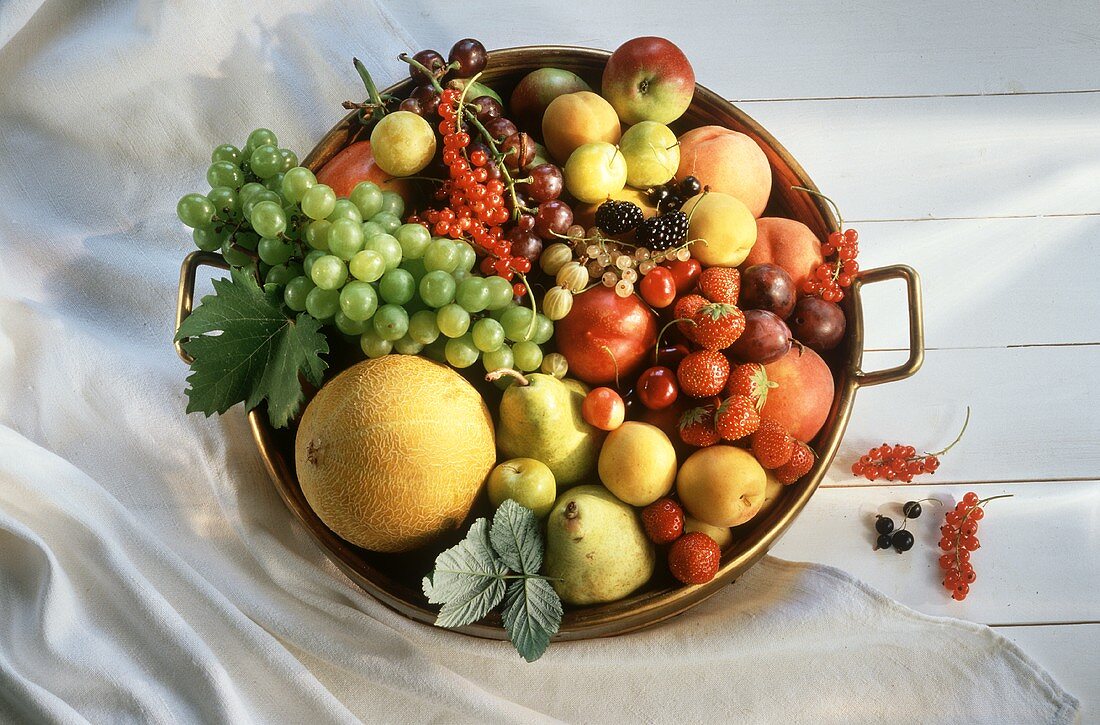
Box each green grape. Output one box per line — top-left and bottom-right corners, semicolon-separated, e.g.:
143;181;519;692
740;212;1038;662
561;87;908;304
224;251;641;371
513;341;544;372
304;219;331;251
363;234;402;271
249;145;282;178
423;238;458;272
531;314;554;345
408;309;441;345
327;218;364;260
419;270;456;308
454;241;477;273
211;144;241;164
379;190;405;218
455;277;490;313
393;335;424;355
338;281;378;322
258;237;293;265
220;239;252;267
305;287;340;319
246;128;278;151
234;231;259;251
422;337;448;363
471;317;505;352
263;173;285;192
373;304;409;341
207;186;238;216
265;263;297;287
242;190;280;220
349;249;386;282
303;249;327;276
285;275;315;312
501;305;536;342
437;303;471;338
400;257;427;282
395;223;431;259
360;328;393;358
193;226;225;252
372;211;401;235
177;193;216;228
379;268;415;305
238;182;267;209
485;275;515;310
281;166;316;203
328;199;363;224
334;311;368;336
445;334;480;369
250;200;287;238
279;148;298;172
483;344;514;372
206;161;243;189
310;255;348;290
452;269;470;283
350;181;383;219
489;305;510;321
301;184;336;220
361;220;385;239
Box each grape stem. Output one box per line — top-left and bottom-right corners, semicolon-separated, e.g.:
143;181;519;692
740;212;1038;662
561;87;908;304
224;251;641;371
486;368;529;386
517;271;539;339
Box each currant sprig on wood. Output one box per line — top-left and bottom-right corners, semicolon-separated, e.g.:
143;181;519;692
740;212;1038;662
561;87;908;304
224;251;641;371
852;407;970;482
938;492;1013;601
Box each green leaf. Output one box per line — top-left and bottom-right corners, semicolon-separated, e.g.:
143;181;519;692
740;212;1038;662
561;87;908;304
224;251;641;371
501;577;562;662
175;268;328;428
423;519;508;629
489;499;542;575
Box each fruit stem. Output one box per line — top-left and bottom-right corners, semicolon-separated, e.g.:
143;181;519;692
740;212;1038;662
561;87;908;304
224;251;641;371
517;271;539;339
398;53;445;93
462;110;525;222
352;58;387;123
485;368;529;386
978;494;1014;505
792;185;844;231
926;406;971;457
600;345;621;390
654;318;693;364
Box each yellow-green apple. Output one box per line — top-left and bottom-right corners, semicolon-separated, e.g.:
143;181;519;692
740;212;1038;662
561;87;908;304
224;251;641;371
619;121;679;187
602;37;695;125
676;126;772;217
682;191;757;267
761;346;835;442
742;217;825;290
564;142;627;204
510;68;592;134
542;91;621;163
487;458;557;518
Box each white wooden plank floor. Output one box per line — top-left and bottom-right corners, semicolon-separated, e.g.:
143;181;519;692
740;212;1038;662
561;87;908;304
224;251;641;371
386;3;1100;718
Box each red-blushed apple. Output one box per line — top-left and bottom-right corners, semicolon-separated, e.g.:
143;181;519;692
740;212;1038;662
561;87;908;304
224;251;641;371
761;345;835;442
316;140;414;201
509;67;592;135
554;285;658;386
602;37;695;125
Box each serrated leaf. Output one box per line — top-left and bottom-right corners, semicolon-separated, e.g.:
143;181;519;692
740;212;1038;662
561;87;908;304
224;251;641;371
501;577;562;663
423;519;508;629
175;267;328;428
489;499;542;575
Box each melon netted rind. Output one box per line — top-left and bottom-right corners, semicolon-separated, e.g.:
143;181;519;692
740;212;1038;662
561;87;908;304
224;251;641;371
294;355;496;553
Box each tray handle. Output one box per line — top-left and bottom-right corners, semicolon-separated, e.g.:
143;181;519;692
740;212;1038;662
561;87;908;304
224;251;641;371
849;264;925;387
174;251;230;364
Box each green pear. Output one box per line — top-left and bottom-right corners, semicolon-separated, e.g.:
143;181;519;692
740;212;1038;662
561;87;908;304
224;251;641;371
496;372;604;488
544;485;655;605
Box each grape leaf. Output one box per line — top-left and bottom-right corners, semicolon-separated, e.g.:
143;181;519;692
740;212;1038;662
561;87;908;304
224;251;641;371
501;576;562;663
489;499;543;575
175;267;328;428
422;519;508;629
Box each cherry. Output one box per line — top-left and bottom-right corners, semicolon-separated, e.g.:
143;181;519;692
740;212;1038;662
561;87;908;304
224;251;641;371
582;387;625;431
636;366;679;411
662;258;702;295
638;266;677;308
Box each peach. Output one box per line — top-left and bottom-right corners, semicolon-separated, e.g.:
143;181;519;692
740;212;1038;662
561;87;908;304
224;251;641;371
744;217;825;291
761;346;835;443
542;91;621;164
316;141;414;202
574;186;657;230
682;191;757;267
675;126;771;217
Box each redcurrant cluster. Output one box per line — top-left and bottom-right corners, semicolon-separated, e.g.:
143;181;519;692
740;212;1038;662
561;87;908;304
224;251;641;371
804;228;859;302
938;492;1012;601
851;407;969;482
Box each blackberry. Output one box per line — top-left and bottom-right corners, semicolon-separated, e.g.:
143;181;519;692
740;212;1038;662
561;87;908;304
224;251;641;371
594;200;644;234
636;211;689;251
658;194;684;214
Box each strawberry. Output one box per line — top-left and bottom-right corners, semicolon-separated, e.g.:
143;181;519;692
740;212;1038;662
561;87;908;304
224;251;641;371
776;441;815;484
673;294;707;338
677;350;730;397
725;362;778;411
668;532;722;584
714;394;761;441
679;406;720;447
698;266;740;305
642;498;685;544
690;303;746;350
751;417;795;469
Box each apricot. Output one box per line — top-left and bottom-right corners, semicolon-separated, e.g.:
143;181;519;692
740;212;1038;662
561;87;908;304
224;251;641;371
743;217;825;291
542;91;621;164
761;346;835;443
682;191;757;267
675;126;771;217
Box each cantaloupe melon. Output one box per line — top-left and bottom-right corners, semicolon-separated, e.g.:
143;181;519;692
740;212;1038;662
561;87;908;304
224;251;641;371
295;355;495;553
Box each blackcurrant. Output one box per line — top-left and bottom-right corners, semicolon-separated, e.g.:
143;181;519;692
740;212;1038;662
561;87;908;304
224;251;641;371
649;186;671;206
903;501;922;519
680;175;702;196
875;534;893;551
875;516;894;535
891;529;915;552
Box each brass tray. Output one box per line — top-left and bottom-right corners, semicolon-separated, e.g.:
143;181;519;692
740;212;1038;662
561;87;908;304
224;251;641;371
174;46;924;641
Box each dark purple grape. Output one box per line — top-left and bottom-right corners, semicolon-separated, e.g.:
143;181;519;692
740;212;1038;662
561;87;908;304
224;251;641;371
410;50;445;85
470;96;503;122
398;97;421;115
410;85;440;118
516;213;536;233
533;200;573;240
500;132;537;171
727;309;792;364
483;117;517;143
448;39;488;77
507;228;543;262
522;163;563;202
740;263;797;319
790;296;846;351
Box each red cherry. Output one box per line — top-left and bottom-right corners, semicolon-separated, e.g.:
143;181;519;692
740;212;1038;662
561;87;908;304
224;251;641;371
655;342;691;369
662;258;702;295
636;366;680;411
638;266;677;309
582;387;626;431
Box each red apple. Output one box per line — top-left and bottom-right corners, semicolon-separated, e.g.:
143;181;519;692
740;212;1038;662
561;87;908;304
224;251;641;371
509;68;592;136
554;286;658;386
601;37;695;125
761;346;835;443
316;140;414;201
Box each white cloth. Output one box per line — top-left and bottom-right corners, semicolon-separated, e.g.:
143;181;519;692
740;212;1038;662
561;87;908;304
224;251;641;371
0;2;1079;722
